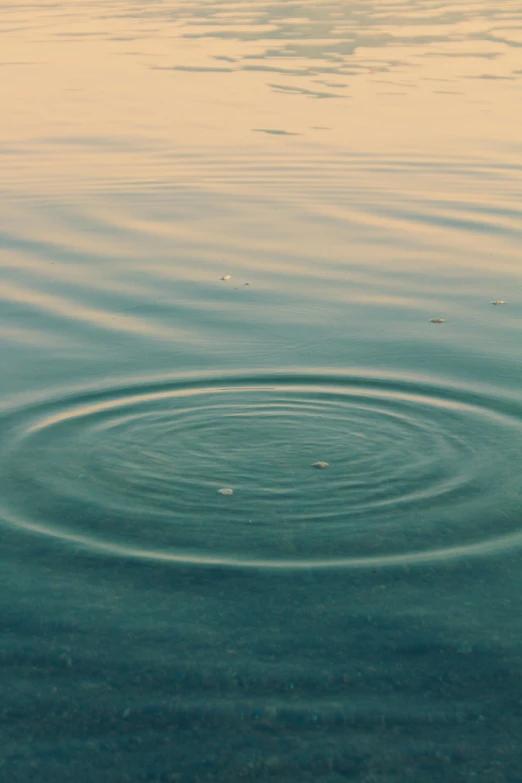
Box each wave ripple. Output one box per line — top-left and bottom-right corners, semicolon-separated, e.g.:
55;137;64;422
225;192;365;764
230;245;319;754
1;371;521;568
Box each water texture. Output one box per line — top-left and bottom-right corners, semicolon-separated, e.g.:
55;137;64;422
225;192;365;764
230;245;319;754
1;1;522;781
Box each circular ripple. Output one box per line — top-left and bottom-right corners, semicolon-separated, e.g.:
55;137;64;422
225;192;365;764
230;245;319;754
1;371;522;568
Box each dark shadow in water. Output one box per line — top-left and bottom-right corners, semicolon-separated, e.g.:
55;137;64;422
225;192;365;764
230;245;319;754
252;128;302;136
151;64;235;73
1;536;522;782
467;74;516;80
267;82;347;99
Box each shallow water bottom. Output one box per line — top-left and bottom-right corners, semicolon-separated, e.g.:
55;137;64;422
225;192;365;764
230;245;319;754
2;531;522;782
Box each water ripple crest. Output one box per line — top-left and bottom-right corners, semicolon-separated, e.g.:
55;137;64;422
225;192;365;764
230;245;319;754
1;371;521;568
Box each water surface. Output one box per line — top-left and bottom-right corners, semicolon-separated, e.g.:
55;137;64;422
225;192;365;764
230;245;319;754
1;1;522;780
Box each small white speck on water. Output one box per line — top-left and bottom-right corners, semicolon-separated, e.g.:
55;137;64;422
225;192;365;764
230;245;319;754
221;274;231;281
492;300;505;305
218;488;234;495
313;461;329;469
430;318;445;323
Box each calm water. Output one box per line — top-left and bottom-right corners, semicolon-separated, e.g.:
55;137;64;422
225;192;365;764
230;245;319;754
1;1;522;780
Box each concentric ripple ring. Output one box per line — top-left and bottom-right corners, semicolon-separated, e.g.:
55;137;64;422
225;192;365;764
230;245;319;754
1;370;521;569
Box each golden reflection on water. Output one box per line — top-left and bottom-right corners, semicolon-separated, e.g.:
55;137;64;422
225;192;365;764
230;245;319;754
1;1;521;350
1;0;521;161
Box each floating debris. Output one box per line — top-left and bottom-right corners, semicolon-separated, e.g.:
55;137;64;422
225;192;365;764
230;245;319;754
492;300;505;305
218;488;234;495
221;274;231;281
430;318;446;323
313;461;329;469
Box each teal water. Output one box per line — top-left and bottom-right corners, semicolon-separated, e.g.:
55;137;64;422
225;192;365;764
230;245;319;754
1;1;522;780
